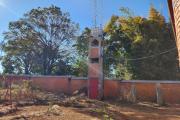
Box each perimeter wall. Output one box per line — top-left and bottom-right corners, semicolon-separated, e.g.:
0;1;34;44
1;75;180;104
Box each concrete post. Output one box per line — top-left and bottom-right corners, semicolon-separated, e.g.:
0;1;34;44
130;84;137;103
156;83;164;105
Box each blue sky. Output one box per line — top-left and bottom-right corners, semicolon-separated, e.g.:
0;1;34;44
0;0;169;38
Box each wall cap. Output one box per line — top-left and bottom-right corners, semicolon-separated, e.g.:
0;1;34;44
72;77;87;80
110;80;180;84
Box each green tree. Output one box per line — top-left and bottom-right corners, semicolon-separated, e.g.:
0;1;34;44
2;5;78;75
74;27;91;58
72;28;90;77
104;14;132;79
2;56;15;74
104;6;178;80
127;6;177;80
2;20;39;74
72;58;88;77
148;5;165;25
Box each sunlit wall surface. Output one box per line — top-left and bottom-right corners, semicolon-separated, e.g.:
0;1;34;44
171;0;180;65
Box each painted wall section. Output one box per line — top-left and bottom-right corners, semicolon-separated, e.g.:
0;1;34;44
1;75;180;104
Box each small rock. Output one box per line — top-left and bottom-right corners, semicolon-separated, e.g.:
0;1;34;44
47;105;62;116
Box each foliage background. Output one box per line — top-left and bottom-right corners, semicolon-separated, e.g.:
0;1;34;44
1;5;178;80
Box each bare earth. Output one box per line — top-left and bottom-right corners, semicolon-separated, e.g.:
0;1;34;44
1;100;180;120
0;88;180;120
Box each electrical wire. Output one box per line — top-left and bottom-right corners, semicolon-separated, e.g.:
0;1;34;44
105;47;177;61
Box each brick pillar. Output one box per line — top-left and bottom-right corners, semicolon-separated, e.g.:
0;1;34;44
88;27;104;99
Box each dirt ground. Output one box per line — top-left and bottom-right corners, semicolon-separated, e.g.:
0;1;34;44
1;87;180;120
1;100;180;120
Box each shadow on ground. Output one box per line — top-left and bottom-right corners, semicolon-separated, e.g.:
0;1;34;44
1;90;180;120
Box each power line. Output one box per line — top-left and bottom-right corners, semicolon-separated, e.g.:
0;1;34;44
106;47;177;61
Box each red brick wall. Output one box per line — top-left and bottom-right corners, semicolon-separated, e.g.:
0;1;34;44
104;80;180;104
104;81;157;102
32;76;70;94
0;75;87;95
136;83;156;102
2;75;180;104
89;48;99;58
70;78;87;93
161;83;180;103
32;76;87;94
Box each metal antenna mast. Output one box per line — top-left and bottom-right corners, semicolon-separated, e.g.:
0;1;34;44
93;0;98;28
93;0;103;28
159;2;163;14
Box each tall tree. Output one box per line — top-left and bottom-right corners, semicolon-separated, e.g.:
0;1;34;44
72;28;91;77
74;27;91;58
2;5;78;75
2;20;39;74
104;6;178;80
148;5;165;25
104;15;132;79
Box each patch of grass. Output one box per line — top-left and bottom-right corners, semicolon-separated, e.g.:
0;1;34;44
90;106;114;120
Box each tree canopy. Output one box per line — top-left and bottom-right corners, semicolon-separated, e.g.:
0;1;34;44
104;6;178;80
2;5;78;75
